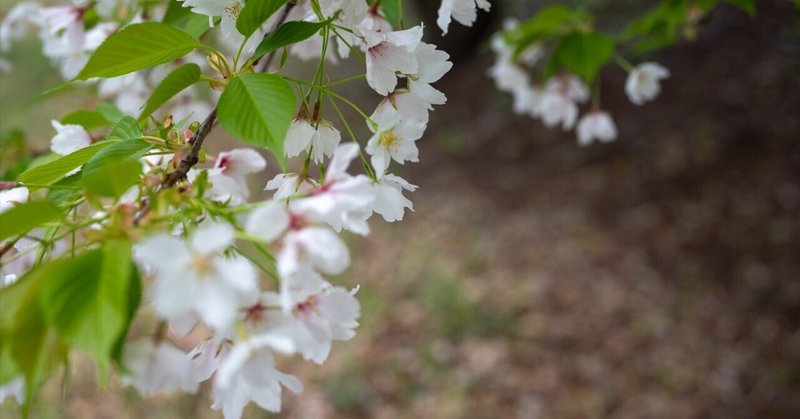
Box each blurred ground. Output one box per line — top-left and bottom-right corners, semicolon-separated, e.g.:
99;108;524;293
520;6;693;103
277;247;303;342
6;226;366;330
2;0;800;418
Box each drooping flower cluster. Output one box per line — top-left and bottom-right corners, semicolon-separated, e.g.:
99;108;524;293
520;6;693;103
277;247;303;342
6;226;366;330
489;19;670;146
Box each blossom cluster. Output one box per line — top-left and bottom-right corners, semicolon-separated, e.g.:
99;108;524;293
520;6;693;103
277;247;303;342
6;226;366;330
489;20;671;146
0;0;490;416
0;0;211;119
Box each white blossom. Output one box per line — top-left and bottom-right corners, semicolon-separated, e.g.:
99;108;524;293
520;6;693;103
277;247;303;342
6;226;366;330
0;2;40;53
0;377;24;405
213;335;300;419
289;143;374;235
366;105;425;175
576;110;617;146
136;223;258;333
284;116;341;163
371;173;417;222
261;285;360;364
362;25;423;95
199;148;266;205
437;0;491;35
407;42;452;107
626;62;670;105
50;120;91;155
537;92;578;130
284;116;316;158
123;340;198;396
265;172;314;199
0;186;28;213
181;0;244;43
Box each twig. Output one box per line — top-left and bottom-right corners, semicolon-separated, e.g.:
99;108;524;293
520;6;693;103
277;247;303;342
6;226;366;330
162;108;217;188
134;5;295;224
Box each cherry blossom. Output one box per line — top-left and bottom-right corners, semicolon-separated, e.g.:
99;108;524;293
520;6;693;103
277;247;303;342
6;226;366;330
289;143;374;234
0;377;24;405
50;120;91;155
123;340;198;396
366;105;425;175
362;25;423;95
407;42;453;108
626;62;670;105
371;173;417;222
260;285;361;364
136;223;258;334
284;115;342;163
0;186;28;213
0;2;40;53
577;110;618;146
437;0;491;35
212;334;300;419
181;0;244;43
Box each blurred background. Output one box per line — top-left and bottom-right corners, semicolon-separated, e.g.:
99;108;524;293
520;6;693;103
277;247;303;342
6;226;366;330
2;0;800;418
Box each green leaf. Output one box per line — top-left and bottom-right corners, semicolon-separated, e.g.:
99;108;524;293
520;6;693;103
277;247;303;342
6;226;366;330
0;200;65;243
96;103;125;123
40;243;141;369
236;0;290;38
163;0;193;25
81;159;142;198
17;142;111;187
253;21;327;59
111;257;141;367
1;262;72;411
552;31;615;84
61;104;125;130
61;110;110;130
82;138;152;178
217;73;295;165
106;116;143;141
380;0;402;27
76;22;201;80
183;13;215;38
139;63;202;121
163;0;214;39
505;5;576;49
46;174;82;207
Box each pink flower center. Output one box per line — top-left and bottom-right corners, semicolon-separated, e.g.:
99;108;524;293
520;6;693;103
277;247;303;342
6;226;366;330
294;296;319;316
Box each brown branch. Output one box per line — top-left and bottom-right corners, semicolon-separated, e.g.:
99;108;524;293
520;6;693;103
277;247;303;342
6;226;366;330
134;5;295;224
162;108;217;188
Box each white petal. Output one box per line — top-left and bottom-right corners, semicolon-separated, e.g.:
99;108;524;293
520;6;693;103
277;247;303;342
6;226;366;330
191;222;234;255
246;202;290;242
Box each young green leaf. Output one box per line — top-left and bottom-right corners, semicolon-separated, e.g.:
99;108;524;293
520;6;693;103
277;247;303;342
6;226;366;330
139;63;202;121
0;200;64;242
380;0;402;27
217;73;296;164
106;116;144;141
46;174;82;207
80;159;142;198
4;277;67;405
61;110;110;130
183;13;215;38
82;138;153;178
253;21;327;59
76;22;201;80
552;31;615;84
40;243;141;370
236;0;290;38
505;5;575;47
96;103;125;123
17;142;112;188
